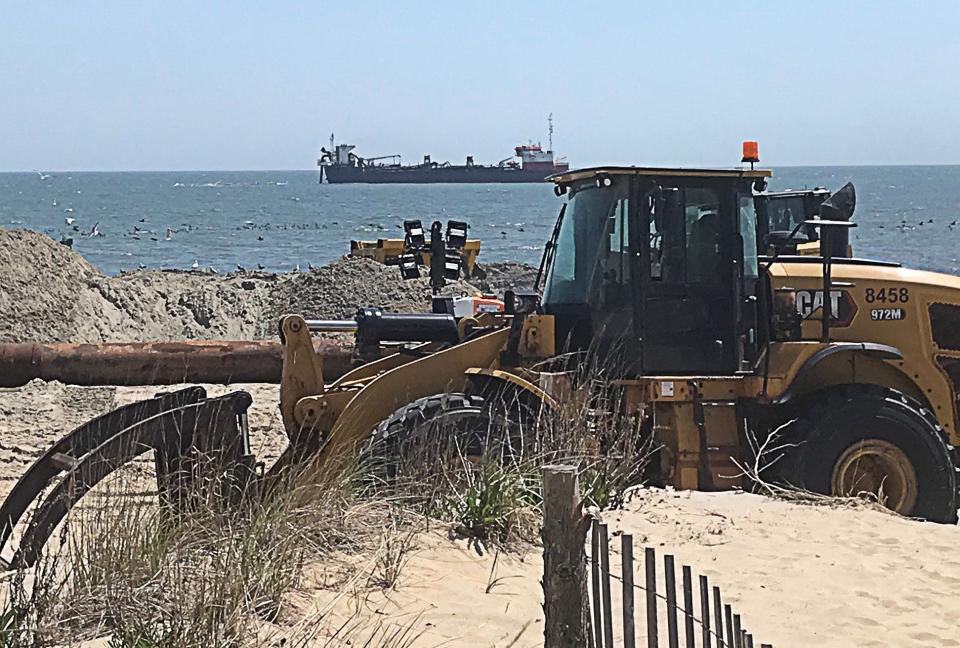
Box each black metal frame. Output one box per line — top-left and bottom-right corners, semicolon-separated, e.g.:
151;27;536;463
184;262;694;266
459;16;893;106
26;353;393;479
0;388;255;569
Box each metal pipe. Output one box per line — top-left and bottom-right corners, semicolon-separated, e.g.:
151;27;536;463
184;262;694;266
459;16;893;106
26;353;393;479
305;319;359;333
0;340;353;388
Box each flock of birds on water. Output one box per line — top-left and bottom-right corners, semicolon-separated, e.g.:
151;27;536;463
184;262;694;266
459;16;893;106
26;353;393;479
20;170;959;275
881;217;959;232
28;171;345;274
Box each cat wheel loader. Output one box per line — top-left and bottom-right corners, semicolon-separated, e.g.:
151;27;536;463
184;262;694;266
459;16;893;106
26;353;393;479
5;144;960;569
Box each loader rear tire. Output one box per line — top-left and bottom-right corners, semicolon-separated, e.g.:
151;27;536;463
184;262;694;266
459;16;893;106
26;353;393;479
776;385;958;523
362;392;522;483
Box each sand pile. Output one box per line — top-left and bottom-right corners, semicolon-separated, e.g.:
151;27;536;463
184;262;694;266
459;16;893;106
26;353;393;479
0;228;535;344
265;257;478;323
0;228;278;343
473;261;539;295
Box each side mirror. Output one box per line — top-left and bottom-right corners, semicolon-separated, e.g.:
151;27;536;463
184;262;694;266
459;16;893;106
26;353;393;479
819;182;856;221
816;182;856;258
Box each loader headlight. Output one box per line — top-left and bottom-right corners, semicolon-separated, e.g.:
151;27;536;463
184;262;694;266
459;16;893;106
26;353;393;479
403;219;425;248
446;220;468;249
444;253;461;280
398;253;420;280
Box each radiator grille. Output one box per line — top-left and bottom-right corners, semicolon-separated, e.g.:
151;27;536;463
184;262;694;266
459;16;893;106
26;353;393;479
929;303;960;351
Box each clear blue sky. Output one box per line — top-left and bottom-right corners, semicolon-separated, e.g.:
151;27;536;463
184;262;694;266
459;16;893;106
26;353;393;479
2;1;959;171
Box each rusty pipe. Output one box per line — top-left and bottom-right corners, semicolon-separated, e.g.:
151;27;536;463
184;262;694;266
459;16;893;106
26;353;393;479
0;340;354;388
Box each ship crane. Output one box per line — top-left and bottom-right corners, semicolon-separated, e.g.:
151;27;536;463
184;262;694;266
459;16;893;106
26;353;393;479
359;154;402;167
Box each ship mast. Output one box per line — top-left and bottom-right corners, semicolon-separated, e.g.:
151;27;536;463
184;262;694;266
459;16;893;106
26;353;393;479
548;113;554;152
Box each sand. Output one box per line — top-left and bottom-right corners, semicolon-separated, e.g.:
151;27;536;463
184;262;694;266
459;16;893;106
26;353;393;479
0;228;530;345
4;379;960;646
286;487;960;647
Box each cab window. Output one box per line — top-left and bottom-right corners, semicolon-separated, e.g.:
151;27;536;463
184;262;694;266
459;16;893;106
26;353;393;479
648;187;722;283
738;194;759;279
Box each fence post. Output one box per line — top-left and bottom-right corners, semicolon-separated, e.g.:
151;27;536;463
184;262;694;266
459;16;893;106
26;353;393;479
542;465;592;648
682;565;695;648
713;587;724;647
621;535;636;648
699;575;712;648
645;548;659;648
724;604;734;648
664;554;679;648
592;521;603;648
599;523;615;648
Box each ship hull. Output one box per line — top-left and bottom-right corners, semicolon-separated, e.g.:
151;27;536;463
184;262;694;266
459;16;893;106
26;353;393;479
321;164;561;184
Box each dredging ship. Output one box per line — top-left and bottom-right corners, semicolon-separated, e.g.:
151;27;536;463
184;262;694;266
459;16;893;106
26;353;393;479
318;118;570;184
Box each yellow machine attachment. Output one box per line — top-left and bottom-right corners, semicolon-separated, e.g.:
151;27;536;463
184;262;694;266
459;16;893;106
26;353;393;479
350;237;481;276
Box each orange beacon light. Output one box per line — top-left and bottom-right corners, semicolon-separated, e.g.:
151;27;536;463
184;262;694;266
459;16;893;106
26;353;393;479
742;140;760;167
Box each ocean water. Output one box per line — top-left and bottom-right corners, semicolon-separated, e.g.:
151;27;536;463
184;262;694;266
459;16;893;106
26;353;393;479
1;167;959;275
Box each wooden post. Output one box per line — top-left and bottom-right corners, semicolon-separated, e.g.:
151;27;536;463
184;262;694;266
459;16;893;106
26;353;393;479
732;614;742;648
681;565;695;648
713;587;724;647
724;605;734;648
592;520;603;648
621;535;636;648
700;575;712;648
664;555;679;648
542;465;592;648
599;524;614;648
645;548;658;648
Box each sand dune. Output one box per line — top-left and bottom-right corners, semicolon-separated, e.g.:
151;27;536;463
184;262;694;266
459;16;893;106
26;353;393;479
3;381;958;647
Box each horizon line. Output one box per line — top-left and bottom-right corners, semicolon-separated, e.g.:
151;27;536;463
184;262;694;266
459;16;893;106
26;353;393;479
3;162;960;174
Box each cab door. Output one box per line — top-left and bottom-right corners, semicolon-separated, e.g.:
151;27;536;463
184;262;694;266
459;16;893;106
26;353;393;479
639;182;738;374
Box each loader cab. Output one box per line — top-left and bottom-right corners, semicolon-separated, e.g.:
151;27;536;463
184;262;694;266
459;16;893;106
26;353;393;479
542;167;772;376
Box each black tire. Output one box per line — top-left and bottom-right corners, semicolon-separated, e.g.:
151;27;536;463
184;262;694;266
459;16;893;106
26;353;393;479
361;392;522;483
772;385;958;523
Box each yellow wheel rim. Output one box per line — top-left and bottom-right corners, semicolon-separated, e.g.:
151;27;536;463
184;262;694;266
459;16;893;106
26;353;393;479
831;439;918;514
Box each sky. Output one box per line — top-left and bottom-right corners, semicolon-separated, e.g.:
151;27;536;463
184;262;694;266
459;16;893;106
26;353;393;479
2;1;959;171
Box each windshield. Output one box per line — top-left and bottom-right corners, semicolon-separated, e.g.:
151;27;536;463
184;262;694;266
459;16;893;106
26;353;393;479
542;180;631;307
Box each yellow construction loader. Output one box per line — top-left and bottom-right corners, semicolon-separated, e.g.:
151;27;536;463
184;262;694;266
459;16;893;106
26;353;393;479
6;145;960;569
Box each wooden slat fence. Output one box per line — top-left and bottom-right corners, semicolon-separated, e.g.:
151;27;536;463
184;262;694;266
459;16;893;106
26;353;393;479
588;518;773;648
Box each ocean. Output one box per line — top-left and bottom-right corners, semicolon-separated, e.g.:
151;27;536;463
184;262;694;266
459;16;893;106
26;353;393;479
2;166;959;275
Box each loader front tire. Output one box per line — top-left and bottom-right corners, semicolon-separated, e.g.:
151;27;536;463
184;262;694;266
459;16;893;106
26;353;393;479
361;392;522;483
776;385;958;523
